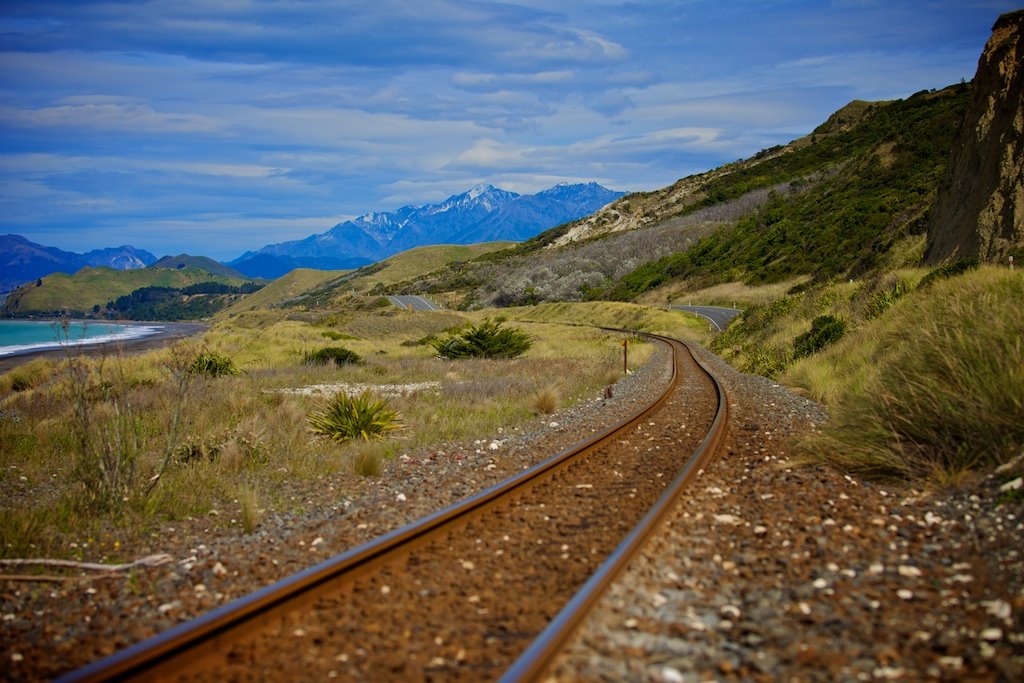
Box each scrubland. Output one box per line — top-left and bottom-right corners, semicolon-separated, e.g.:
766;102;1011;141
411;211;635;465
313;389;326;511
708;265;1023;484
0;302;701;560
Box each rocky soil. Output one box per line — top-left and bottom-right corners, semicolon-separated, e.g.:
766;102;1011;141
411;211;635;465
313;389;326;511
551;345;1024;682
1;341;1021;681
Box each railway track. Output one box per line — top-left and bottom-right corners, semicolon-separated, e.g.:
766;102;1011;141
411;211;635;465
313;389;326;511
62;334;727;682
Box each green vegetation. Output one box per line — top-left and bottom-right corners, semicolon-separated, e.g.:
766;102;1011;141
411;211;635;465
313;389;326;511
918;257;979;289
3;266;257;318
304;346;362;366
110;282;264;320
602;85;970;299
190;350;238;377
308;391;401;443
357;243;514;287
431;317;533;359
793;315;846;358
0;305;639;558
220;268;350;313
793;268;1023;483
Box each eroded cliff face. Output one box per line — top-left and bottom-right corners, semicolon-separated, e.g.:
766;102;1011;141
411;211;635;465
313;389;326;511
925;10;1024;264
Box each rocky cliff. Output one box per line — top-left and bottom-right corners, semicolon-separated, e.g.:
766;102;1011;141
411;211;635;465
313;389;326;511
925;10;1024;264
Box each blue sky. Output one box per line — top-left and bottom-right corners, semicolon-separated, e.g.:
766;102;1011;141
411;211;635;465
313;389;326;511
0;1;1014;261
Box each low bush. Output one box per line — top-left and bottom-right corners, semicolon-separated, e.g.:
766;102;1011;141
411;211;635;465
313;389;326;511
918;257;979;289
304;346;362;366
431;317;532;359
793;315;846;358
308;391;401;442
191;350;238;377
741;345;791;378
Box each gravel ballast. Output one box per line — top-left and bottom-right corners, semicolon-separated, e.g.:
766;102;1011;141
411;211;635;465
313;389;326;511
549;345;1024;681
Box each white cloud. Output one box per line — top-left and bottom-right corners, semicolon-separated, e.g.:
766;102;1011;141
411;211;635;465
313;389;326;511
0;102;225;134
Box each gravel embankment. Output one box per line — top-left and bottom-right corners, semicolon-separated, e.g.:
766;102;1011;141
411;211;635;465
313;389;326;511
550;345;1023;682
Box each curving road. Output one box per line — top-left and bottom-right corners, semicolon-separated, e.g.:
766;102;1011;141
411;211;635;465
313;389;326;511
387;294;443;311
671;304;742;332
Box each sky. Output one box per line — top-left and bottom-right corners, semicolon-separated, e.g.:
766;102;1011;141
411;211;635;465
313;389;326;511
0;1;1015;262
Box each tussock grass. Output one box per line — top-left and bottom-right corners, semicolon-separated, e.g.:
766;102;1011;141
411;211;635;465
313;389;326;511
238;487;262;534
794;268;1024;482
533;386;560;414
350;442;388;477
1;305;658;557
0;358;57;394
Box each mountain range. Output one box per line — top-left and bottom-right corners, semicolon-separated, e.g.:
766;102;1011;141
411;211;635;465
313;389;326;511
1;234;157;298
229;182;623;278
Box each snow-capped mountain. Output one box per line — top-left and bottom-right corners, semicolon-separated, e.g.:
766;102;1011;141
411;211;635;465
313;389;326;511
231;182;623;278
1;234;157;298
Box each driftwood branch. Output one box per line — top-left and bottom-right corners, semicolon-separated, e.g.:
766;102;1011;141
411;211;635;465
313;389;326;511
0;553;173;574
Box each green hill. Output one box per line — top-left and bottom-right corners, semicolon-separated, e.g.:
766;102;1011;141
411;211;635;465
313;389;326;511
221;268;350;313
149;254;247;279
355;243;515;288
3;266;253;317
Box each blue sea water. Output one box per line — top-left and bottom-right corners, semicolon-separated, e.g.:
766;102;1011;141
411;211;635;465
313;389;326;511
0;320;162;357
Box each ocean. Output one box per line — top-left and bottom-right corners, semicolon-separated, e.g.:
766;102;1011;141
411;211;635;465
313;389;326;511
0;320;162;357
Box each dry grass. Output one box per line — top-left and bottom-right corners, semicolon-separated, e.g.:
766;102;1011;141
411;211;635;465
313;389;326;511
533;386;560;414
350;442;388;477
238;487;263;534
644;277;808;308
793;267;1024;483
0;304;652;557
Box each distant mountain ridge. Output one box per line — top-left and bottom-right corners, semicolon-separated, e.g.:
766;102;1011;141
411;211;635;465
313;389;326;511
1;234;157;300
231;182;623;278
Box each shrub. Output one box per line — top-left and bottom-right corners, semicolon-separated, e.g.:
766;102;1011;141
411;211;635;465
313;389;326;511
308;391;401;443
304;346;362;366
741;345;791;378
918;257;979;289
431;317;532;359
866;279;910;319
191;350;238;377
793;315;846;358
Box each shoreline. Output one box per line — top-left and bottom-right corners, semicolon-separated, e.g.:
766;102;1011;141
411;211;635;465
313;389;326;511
0;321;208;373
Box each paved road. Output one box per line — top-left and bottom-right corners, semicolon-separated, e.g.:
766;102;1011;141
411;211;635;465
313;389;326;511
387;294;443;311
671;304;743;332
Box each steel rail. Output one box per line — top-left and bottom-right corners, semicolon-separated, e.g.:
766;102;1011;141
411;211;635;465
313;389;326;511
499;336;729;682
59;331;682;683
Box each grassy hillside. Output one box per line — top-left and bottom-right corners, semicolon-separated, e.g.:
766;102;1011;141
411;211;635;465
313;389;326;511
221;268;350;314
3;266;252;316
150;254;247;279
358;243;515;287
604;85;970;298
782;267;1023;482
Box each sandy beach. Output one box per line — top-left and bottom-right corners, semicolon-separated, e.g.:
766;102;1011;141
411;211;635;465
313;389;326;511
0;321;207;373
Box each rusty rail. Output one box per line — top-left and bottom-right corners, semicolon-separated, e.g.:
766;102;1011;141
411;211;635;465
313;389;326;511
500;335;728;682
